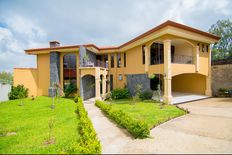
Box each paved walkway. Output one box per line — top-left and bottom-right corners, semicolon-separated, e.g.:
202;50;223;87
84;98;232;154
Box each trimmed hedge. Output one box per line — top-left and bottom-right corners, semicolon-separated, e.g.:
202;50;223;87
95;100;150;139
111;88;130;99
75;97;101;154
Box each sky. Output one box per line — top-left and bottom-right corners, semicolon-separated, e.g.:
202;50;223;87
0;0;232;72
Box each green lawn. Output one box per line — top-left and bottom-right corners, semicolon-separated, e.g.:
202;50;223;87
0;96;80;154
106;99;186;129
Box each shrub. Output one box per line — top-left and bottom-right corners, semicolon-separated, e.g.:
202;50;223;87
133;84;143;102
64;83;77;98
95;100;150;138
73;95;80;103
8;84;28;100
218;88;228;93
111;88;130;99
76;97;101;154
140;90;153;100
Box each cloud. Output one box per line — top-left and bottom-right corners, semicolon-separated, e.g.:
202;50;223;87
0;15;47;72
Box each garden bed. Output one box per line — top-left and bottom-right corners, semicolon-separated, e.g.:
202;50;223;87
96;99;187;138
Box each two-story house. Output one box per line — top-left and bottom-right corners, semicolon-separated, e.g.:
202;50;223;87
14;20;220;104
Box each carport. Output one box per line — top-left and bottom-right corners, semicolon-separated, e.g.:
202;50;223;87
152;73;210;104
171;73;210;104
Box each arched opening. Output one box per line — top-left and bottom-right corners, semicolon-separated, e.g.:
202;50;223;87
172;73;206;95
171;39;194;64
63;54;77;90
81;75;95;100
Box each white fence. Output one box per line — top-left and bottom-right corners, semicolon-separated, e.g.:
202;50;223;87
0;83;11;102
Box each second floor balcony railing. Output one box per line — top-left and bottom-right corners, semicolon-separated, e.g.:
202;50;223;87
150;54;194;65
84;61;108;68
172;55;193;64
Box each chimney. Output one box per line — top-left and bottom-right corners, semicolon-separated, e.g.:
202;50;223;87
49;41;60;48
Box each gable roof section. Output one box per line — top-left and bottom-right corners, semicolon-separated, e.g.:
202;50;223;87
25;20;220;54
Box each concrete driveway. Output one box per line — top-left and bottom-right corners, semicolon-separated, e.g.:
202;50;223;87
85;98;232;154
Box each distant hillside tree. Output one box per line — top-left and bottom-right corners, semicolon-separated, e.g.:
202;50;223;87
209;19;232;60
0;71;13;83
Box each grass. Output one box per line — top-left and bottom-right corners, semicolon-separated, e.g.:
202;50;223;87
106;99;186;129
0;96;80;154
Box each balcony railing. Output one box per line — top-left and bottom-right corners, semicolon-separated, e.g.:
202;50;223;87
83;61;108;68
172;55;193;64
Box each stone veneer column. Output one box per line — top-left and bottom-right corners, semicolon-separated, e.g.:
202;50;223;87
205;46;212;96
95;67;101;100
48;51;60;96
163;40;172;104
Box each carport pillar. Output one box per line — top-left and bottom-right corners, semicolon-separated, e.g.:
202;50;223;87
95;67;101;100
102;69;107;99
205;46;212;96
163;39;172;104
144;46;150;72
194;45;200;72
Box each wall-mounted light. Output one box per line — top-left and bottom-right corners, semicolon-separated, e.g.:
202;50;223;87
118;74;123;81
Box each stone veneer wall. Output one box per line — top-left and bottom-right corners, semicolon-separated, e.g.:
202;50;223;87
211;64;232;96
126;74;150;96
79;46;96;67
49;51;60;96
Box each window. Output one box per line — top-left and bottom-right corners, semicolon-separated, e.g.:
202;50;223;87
206;45;209;52
117;53;121;68
202;44;205;52
124;53;126;67
110;75;113;91
63;54;77;89
118;74;123;81
150;43;164;65
142;45;145;64
171;46;175;62
111;54;114;68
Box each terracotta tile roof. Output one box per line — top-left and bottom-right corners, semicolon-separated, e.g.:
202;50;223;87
25;20;220;54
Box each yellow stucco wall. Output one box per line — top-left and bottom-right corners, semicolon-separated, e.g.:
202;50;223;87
172;73;206;94
124;45;145;74
37;54;50;96
198;50;209;76
14;68;38;96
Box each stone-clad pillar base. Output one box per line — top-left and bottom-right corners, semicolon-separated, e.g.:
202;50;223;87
49;52;60;97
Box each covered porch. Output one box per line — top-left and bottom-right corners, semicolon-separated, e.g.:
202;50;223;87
79;67;109;100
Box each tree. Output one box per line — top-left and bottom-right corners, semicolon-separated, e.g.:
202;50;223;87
0;71;13;83
209;19;232;60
